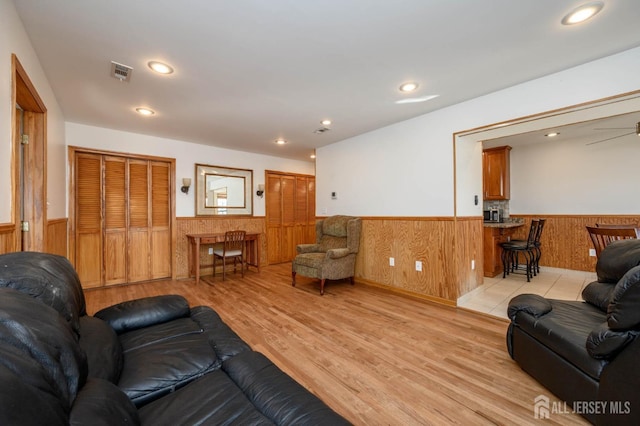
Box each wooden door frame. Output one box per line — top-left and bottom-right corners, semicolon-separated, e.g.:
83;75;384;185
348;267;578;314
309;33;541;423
11;54;47;252
68;146;177;280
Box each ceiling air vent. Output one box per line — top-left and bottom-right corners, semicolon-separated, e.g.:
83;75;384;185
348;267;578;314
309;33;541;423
313;127;331;134
110;61;133;82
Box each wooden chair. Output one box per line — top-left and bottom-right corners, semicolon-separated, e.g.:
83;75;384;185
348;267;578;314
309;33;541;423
596;223;640;229
586;226;639;259
213;230;246;280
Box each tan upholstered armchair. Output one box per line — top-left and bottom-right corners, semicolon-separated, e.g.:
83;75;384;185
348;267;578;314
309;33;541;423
292;215;362;295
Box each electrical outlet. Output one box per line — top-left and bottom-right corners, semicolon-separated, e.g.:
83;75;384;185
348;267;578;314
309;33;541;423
415;260;422;272
389;257;395;266
471;259;475;270
589;248;596;257
208;247;213;255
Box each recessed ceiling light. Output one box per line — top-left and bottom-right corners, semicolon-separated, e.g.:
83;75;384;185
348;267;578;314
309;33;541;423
148;61;174;74
321;119;332;126
310;153;316;159
399;82;419;93
561;2;604;25
275;139;287;145
395;95;439;104
135;107;155;116
545;132;560;137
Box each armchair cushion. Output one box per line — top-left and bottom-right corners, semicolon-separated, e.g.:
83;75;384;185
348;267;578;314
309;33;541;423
294;253;326;270
297;243;321;254
327;248;350;259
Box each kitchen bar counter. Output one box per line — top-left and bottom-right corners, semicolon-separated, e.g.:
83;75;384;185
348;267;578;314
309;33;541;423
483;220;524;277
483;221;524;229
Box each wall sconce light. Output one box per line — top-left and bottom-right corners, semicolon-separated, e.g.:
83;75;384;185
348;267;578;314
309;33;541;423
181;178;191;194
256;184;265;198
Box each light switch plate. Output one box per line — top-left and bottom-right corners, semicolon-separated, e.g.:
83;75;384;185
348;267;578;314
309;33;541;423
415;260;422;272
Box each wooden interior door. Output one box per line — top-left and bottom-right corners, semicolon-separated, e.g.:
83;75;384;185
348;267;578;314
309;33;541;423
266;171;315;264
12;55;47;253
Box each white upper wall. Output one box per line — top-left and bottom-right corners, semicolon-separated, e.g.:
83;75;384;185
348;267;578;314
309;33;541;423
318;46;640;217
65;123;315;217
0;0;66;222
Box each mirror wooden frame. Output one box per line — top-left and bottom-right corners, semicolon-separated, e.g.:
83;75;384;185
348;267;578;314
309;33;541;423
195;163;253;216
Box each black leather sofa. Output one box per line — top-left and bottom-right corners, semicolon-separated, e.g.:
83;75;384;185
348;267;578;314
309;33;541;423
0;251;350;425
507;239;640;425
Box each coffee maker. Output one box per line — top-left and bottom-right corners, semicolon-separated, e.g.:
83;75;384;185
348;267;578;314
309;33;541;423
483;208;502;223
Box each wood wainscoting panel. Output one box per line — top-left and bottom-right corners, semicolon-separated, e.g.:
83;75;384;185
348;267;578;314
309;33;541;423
46;218;68;257
355;217;460;302
0;223;17;254
510;215;640;272
176;217;266;279
454;217;484;297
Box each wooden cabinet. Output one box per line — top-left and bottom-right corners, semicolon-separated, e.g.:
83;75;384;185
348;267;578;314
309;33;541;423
483;225;522;277
483;146;511;200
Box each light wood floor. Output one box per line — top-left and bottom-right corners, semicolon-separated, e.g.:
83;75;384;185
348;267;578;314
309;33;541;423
85;264;588;425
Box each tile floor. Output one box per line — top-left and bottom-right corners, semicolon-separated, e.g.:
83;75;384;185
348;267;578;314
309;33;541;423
458;266;597;319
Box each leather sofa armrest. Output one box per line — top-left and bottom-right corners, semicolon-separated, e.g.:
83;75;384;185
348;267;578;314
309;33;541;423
297;244;321;254
507;294;552;321
95;295;190;334
587;322;639;360
326;248;350;259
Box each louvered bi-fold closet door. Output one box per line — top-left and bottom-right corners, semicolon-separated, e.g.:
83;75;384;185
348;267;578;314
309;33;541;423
104;156;127;285
75;153;103;288
74;152;172;288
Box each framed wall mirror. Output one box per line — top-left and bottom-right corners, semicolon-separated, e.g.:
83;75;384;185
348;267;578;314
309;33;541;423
195;164;253;216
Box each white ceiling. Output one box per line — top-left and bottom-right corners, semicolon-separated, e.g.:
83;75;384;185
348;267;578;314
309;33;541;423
13;0;640;161
483;110;640;148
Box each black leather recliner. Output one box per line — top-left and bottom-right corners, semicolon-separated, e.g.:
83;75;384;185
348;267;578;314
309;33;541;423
507;239;640;425
0;251;350;425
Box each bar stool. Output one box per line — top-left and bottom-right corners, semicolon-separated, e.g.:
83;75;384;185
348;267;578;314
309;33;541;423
500;220;540;282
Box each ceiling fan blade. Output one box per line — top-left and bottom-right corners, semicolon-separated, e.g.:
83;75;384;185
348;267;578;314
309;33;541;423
586;131;636;146
593;127;634;130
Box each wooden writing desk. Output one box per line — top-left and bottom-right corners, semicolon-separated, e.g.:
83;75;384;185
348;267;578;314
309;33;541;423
186;232;260;284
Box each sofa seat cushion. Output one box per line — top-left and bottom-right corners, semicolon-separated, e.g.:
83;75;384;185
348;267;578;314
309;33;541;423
511;298;607;380
78;316;123;383
117;318;220;406
294;253;325;270
138;370;274;425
